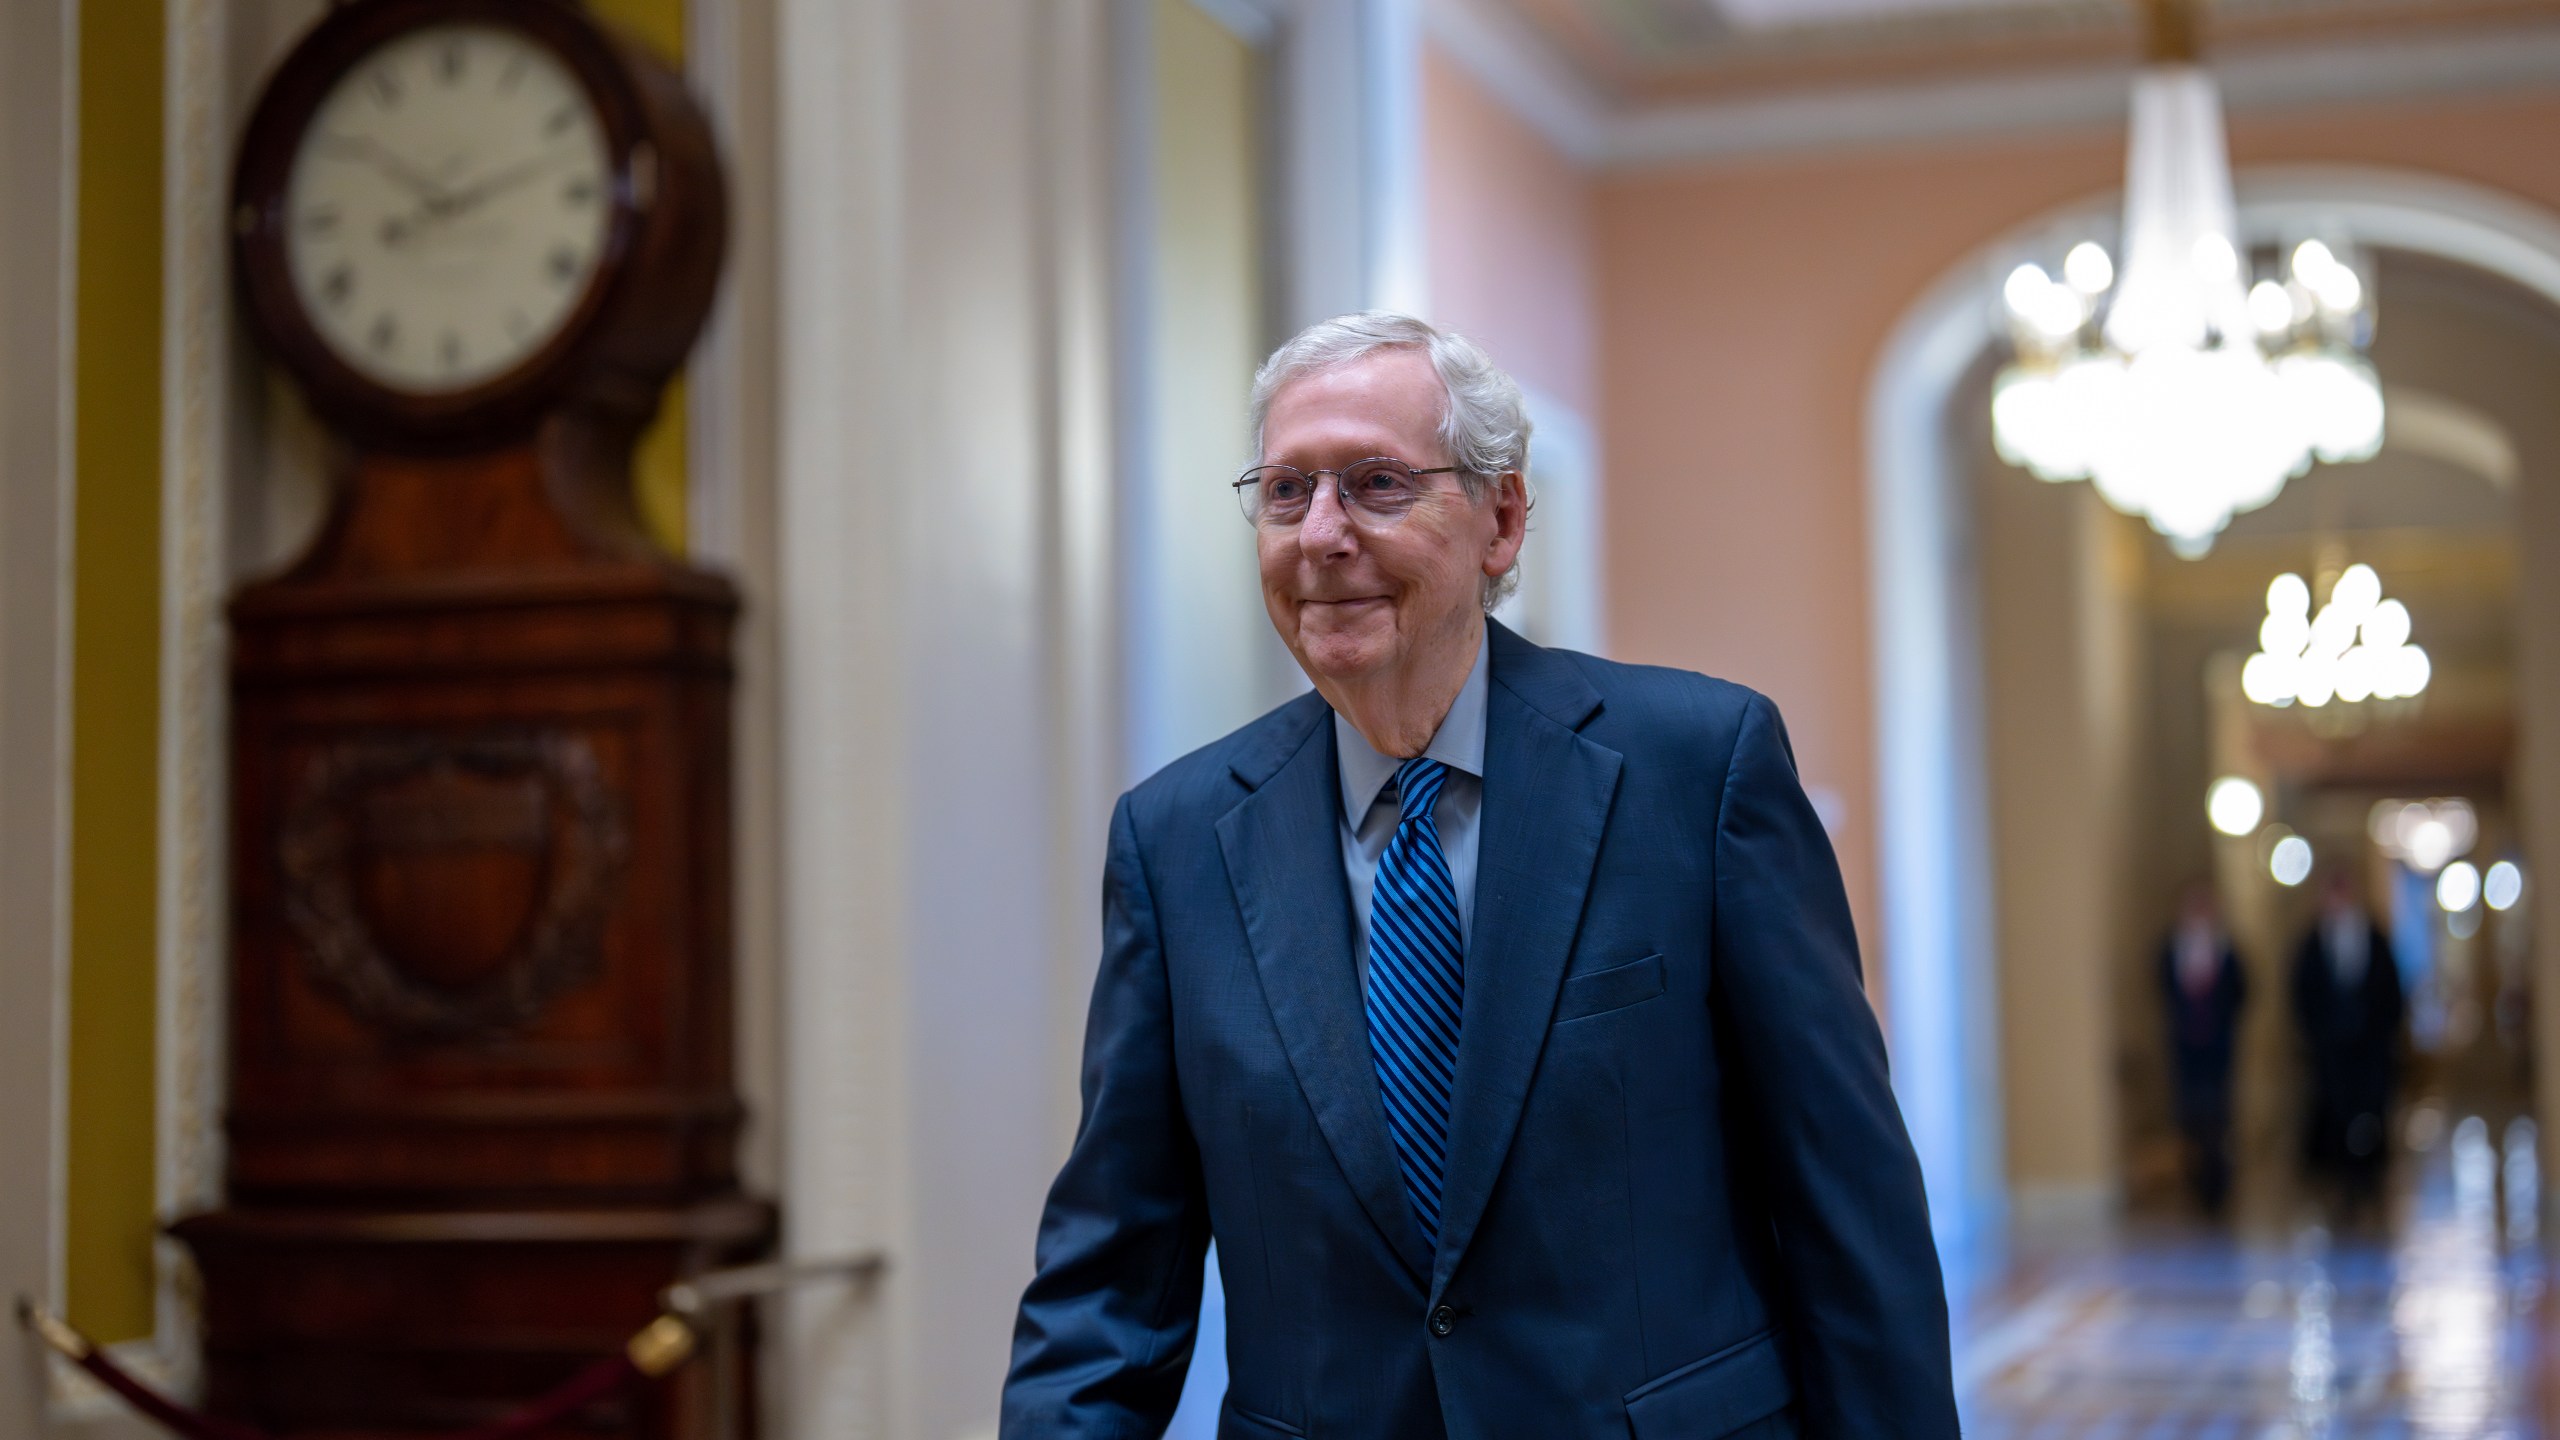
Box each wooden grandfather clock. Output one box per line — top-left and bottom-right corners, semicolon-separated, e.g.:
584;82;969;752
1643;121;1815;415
172;2;771;1434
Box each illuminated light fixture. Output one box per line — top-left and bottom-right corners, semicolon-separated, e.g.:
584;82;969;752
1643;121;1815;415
1991;0;2383;556
2370;796;2476;874
2485;860;2525;912
2438;860;2483;914
2207;775;2264;837
2240;565;2430;707
2270;833;2314;887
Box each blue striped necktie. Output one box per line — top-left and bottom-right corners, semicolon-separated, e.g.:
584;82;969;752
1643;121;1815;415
1365;756;1464;1249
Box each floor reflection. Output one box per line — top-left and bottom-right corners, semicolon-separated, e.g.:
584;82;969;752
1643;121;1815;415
1956;1115;2546;1436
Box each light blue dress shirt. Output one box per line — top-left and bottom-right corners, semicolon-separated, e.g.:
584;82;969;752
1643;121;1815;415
1335;628;1489;984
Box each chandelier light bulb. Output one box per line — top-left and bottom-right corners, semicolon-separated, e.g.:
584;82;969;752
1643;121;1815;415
2439;860;2483;914
2005;263;2085;340
2191;232;2240;283
2485;860;2524;912
2411;820;2456;872
2271;834;2314;887
2311;265;2363;315
2368;800;2401;848
2296;657;2337;708
2283;353;2386;463
2363;598;2412;650
2248;279;2294;335
2268;572;2311;617
2384;644;2431;698
2332;563;2382;619
2065;241;2115;295
2294;238;2340;283
2004;262;2049;318
2207;776;2265;837
2241;651;2290;706
2374;797;2475;873
2259;610;2309;658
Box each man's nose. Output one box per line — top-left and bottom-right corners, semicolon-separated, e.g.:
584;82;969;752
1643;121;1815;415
1298;478;1357;559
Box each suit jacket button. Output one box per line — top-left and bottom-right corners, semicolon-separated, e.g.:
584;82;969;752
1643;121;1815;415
1428;1305;1455;1337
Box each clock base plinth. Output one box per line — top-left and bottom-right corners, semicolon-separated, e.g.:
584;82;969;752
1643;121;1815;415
173;1199;774;1440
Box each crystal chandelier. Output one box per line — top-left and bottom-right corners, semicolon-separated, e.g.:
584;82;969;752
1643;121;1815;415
1990;0;2385;556
2240;563;2430;708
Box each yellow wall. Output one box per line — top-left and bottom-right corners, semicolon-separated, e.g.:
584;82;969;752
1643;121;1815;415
67;0;165;1345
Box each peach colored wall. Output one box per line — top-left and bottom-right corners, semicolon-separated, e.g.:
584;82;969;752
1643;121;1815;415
1597;91;2560;979
1422;41;1599;418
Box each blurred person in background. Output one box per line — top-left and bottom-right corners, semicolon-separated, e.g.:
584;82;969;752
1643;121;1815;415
2292;867;2406;1225
2159;882;2246;1217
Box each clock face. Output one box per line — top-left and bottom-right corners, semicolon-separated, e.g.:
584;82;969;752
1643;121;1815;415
283;24;614;395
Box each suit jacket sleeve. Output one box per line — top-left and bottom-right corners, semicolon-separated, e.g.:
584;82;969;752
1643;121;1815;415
1000;794;1209;1439
1711;692;1959;1436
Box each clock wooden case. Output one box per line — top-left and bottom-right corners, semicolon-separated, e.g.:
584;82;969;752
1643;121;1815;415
173;2;769;1435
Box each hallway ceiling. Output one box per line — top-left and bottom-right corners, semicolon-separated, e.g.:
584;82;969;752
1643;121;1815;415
1488;0;2560;106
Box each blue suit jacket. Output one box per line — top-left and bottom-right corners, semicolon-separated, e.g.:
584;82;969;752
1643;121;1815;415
1002;624;1956;1439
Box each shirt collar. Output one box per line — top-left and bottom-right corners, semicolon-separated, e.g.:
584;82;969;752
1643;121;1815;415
1334;627;1491;824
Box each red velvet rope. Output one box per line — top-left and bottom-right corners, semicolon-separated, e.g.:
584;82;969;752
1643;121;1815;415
67;1349;272;1440
56;1331;645;1440
445;1353;643;1440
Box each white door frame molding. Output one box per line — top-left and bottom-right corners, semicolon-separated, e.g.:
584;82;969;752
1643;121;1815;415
1866;163;2560;1254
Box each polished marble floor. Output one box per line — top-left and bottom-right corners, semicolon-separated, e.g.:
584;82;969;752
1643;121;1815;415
1955;1116;2550;1437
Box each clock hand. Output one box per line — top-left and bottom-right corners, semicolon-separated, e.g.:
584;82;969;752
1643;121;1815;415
382;147;585;247
439;147;585;216
314;132;455;207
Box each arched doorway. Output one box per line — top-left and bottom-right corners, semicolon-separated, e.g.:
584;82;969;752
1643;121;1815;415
1866;166;2560;1256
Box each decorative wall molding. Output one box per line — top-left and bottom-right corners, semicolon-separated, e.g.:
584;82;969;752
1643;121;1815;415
1425;0;2560;171
136;0;237;1411
1421;0;1612;162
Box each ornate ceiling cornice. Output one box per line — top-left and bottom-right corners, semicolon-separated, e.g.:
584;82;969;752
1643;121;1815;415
1424;0;2560;167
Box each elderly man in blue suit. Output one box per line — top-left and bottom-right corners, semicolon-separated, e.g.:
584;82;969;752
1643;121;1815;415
1002;313;1956;1438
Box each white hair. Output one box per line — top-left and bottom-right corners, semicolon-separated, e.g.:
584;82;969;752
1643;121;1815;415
1249;311;1532;611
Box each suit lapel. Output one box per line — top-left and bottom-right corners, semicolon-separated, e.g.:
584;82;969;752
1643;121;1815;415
1431;625;1620;1292
1215;702;1434;1286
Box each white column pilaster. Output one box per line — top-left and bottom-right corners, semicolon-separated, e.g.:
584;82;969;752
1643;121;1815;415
1276;0;1425;327
771;0;1120;1435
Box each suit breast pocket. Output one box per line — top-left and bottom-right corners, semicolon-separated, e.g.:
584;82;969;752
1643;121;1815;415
1553;953;1666;1024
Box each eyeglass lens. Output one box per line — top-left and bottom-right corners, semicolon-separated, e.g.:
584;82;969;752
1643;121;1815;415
1238;459;1429;526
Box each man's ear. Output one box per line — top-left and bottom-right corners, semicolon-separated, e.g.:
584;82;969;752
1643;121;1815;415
1483;470;1529;575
